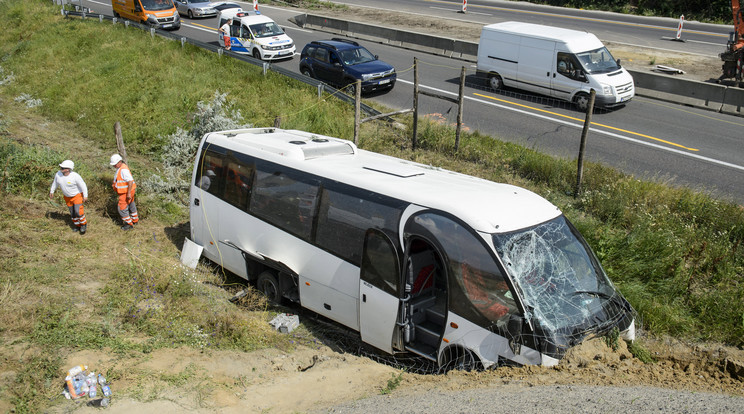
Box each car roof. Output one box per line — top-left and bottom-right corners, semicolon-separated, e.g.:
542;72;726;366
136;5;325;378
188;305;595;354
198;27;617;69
309;39;363;51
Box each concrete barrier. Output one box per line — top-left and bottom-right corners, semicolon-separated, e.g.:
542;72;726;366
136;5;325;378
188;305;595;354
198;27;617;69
296;13;744;116
629;69;727;111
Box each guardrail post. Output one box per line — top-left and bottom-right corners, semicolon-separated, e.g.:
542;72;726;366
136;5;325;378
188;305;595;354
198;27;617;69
263;62;269;76
217;48;223;57
99;15;104;23
412;57;419;151
113;17;117;24
317;84;323;99
125;20;130;28
181;37;186;48
150;28;156;38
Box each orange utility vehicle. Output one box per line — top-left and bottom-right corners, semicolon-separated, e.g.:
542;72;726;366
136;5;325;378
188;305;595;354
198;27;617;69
111;0;181;30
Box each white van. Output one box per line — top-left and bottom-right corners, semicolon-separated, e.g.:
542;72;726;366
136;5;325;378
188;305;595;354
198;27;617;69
477;21;634;110
189;127;636;369
217;9;295;60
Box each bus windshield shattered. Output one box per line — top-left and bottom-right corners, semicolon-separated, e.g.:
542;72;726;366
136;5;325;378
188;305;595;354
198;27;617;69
492;215;635;357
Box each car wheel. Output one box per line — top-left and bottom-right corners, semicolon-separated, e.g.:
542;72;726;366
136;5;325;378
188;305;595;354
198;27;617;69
257;271;281;304
113;11;120;18
253;49;262;60
574;93;590;111
346;81;357;96
187;10;193;19
488;74;503;91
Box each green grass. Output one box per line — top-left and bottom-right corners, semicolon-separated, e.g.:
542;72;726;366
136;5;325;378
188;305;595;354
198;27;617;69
0;1;743;411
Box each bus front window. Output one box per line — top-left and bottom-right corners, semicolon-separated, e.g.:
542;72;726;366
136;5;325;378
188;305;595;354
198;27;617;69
492;215;630;351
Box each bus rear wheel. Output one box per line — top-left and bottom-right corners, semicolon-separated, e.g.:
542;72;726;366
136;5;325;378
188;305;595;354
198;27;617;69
257;271;281;304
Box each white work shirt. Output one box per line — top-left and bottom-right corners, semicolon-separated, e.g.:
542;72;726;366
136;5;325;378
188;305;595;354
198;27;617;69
50;171;88;198
220;22;230;36
118;167;134;183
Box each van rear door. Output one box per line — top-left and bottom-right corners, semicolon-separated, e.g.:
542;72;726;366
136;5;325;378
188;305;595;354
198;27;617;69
516;38;555;96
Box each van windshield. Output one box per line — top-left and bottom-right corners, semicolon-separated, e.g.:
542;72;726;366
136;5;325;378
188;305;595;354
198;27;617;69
249;22;284;38
576;47;620;74
492;215;630;346
141;0;174;11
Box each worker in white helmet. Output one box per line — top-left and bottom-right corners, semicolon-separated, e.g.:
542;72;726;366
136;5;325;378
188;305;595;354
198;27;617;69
49;160;89;234
110;154;139;230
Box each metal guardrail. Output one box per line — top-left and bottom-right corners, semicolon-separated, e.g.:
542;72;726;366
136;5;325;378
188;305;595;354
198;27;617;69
59;8;383;119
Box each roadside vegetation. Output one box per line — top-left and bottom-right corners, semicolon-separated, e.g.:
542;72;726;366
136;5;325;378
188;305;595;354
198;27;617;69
0;1;742;412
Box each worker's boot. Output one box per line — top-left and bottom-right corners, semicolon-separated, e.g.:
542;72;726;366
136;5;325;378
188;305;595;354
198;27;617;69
72;226;79;232
79;225;87;235
121;224;133;231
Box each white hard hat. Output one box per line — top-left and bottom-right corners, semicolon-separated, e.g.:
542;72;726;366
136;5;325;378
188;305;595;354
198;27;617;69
59;160;74;170
110;154;123;166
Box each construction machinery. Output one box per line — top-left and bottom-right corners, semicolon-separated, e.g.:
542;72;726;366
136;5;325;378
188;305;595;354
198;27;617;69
720;0;744;85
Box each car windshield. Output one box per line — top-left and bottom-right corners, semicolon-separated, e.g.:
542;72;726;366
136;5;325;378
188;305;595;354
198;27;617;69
141;0;174;11
339;47;376;65
492;215;628;341
576;47;620;74
249;22;284;38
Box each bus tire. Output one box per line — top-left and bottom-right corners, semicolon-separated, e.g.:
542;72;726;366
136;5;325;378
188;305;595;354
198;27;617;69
257;271;281;304
441;347;480;373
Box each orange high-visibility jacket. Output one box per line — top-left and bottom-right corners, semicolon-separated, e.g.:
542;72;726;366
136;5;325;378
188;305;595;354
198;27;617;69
113;164;137;195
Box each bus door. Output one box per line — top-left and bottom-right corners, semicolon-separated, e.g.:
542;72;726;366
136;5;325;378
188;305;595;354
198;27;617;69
359;229;400;354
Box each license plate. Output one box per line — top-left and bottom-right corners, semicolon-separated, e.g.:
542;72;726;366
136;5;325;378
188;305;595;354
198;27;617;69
163;23;172;28
378;79;390;85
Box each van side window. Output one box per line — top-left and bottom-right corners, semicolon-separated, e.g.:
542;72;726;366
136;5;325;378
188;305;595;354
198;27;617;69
230;21;240;37
195;149;225;198
316;185;403;266
557;52;582;81
223;157;254;210
250;163;320;241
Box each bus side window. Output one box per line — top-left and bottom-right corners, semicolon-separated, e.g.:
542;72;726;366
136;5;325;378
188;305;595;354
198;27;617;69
316;185;402;266
196;149;225;198
250;165;319;241
223;159;253;210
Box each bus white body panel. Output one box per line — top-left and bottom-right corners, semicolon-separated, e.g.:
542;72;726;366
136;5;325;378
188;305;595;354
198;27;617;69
189;128;636;368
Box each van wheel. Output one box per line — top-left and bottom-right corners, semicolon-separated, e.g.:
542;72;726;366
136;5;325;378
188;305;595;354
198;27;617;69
253;49;262;60
574;93;590;111
441;347;480;373
346;81;357;96
113;11;120;18
257;271;281;304
487;74;503;91
301;68;313;79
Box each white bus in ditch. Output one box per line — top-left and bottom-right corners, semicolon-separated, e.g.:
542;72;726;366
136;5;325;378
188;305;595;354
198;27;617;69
189;128;635;369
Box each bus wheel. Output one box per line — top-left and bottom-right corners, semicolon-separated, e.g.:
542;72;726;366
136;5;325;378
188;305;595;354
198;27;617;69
257;271;281;304
441;347;480;372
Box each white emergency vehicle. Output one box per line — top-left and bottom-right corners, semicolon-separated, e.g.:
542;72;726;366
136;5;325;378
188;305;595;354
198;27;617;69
217;9;295;60
189;128;636;369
